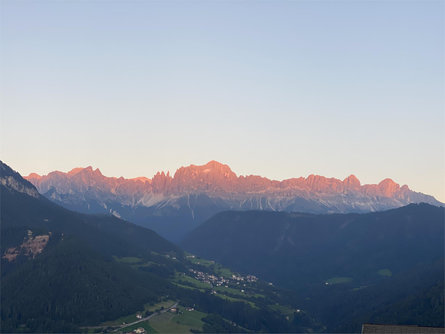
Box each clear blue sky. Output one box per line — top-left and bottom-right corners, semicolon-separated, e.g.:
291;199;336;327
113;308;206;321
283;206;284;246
1;0;444;202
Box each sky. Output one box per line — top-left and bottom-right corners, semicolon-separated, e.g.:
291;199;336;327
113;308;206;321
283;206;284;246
1;0;444;202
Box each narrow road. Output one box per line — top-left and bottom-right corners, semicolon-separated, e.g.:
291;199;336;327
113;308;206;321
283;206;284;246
114;302;179;332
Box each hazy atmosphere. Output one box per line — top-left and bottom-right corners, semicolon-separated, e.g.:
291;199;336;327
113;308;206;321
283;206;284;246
1;0;444;201
1;2;444;333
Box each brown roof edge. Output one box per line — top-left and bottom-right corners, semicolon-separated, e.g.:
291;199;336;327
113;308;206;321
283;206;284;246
362;323;445;334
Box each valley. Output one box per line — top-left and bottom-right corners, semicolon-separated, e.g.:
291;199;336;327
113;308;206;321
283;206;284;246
1;160;443;333
182;206;445;332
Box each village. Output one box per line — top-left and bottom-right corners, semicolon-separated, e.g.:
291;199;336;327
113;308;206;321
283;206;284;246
188;268;258;290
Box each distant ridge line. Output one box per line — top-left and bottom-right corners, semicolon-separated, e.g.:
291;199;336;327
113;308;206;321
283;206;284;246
26;160;410;195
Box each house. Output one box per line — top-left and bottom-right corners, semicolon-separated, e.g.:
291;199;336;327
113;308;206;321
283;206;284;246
361;324;445;333
133;328;146;334
136;313;142;319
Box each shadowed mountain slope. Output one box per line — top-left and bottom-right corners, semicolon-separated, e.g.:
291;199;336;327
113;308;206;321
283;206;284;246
1;161;181;332
182;205;444;331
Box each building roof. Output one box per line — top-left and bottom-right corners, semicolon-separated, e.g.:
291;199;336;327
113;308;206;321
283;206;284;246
362;324;445;334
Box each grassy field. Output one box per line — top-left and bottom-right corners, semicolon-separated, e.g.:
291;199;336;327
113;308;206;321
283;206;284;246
377;268;392;277
188;256;215;267
215;293;257;308
145;300;177;312
213;264;235;278
149;306;206;333
214;285;248;297
100;299;176;327
113;256;144;264
101;312;139;327
122;320;157;334
113;256;160;270
325;277;353;285
187;256;236;279
172;282;200;291
269;303;296;316
134;261;158;269
172;307;206;329
173;273;211;290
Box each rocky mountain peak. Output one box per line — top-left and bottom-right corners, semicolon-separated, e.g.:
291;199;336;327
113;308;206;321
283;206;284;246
27;172;42;180
343;175;361;188
131;176;151;184
378;178;400;197
0;161;40;198
171;161;238;193
176;160;235;175
67;167;86;175
68;166;104;180
174;161;236;180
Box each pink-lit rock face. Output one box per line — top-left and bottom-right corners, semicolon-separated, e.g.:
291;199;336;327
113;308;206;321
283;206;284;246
27;166;154;201
24;160;413;198
131;177;151;184
343;175;361;190
27;160;405;198
25;160;441;220
172;161;238;193
67;167;86;176
26;173;42;180
378;178;401;197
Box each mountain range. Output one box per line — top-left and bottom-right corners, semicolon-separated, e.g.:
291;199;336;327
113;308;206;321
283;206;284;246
1;160;319;333
26;161;443;241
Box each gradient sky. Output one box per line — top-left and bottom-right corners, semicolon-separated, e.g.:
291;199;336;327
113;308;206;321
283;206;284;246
1;0;444;202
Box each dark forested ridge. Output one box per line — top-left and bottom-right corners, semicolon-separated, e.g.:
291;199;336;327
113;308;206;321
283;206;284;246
182;205;445;331
0;161;321;333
